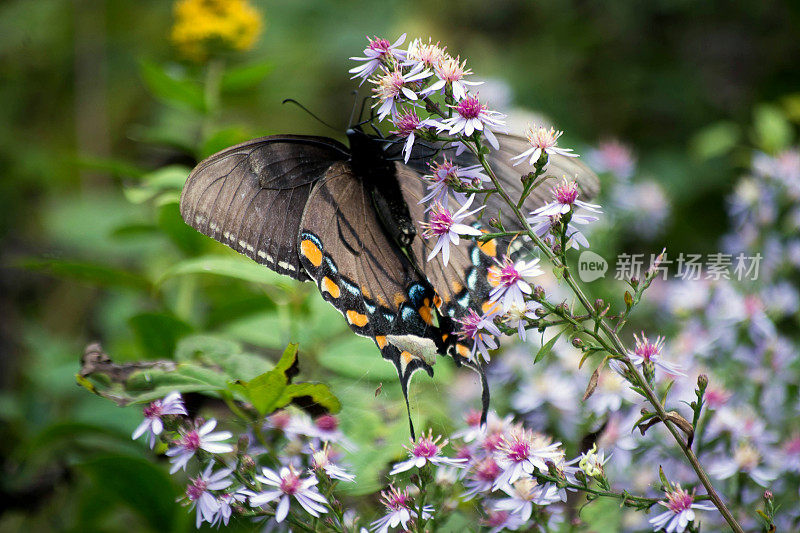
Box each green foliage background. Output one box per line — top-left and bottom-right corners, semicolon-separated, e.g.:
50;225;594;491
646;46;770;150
1;1;799;531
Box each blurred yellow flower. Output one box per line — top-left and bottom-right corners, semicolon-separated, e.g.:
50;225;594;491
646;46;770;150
171;0;262;62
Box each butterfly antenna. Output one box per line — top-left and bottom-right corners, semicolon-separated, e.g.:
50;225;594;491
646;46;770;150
282;99;339;131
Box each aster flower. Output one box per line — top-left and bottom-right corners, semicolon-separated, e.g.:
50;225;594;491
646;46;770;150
349;33;407;84
488;255;543;311
463;456;503;499
391;110;438;163
307;413;357;451
438;94;507;150
493;426;563;489
648;484;715;533
426;55;482;100
530;178;602;218
132;391;187;448
510;124;578;167
452;410;514;445
629;332;685;376
527;211;598;250
166;419;234;474
184;462;234;528
456;308;502;362
420;158;489;206
495;478;560;521
389;429;467;474
708;441;776;487
212;490;249;528
544;455;581;502
503;301;540;340
250;466;328;523
578;443;610;478
370;485;432;533
311;443;356;482
420;195;484;266
481;508;527;532
586;139;636;180
403;38;446;70
370;64;431;121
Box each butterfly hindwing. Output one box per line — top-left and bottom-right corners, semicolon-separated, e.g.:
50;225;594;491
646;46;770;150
298;161;446;433
179;135;348;280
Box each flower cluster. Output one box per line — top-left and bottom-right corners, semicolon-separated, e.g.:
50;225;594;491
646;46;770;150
171;0;262;62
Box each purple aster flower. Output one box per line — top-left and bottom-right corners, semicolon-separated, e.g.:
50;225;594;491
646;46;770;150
391;110;438;163
311;443;356;482
370;485;432;533
510;124;578;166
438;94;507;150
370;64;431;121
530;178;602;218
495;478;560;520
420;158;489;206
488;255;543;311
527;210;598;250
648;484;716;533
629;332;685;376
389;429;467;474
420;194;484;266
481;508;527;532
250;466;328;523
165;419;234;474
132;391;187;448
462;456;503;499
212;490;249;528
184;462;233;528
425;55;482;100
493;426;563;489
349;33;407;84
586;138;636;180
456;308;502;362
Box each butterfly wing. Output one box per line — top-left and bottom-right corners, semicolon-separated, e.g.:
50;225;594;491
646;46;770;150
180;135;349;280
298;161;447;435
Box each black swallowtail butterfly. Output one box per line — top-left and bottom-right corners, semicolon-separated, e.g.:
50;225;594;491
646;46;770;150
179;126;598;437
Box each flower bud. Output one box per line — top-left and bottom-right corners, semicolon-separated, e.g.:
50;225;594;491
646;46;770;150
535;307;548;317
240;454;255;472
552;244;562;255
237;434;250;454
697;374;709;389
594;299;604;311
764;490;773;500
572;338;583;348
533;285;545;300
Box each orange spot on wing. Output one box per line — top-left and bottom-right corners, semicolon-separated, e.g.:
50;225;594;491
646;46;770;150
451;280;464;293
477;238;497;257
441;333;449;342
482;300;501;314
300;239;322;267
433;294;443;308
321;276;340;298
376;294;388;307
419;304;434;326
375;335;387;349
456;344;471;359
393;292;405;308
401;350;414;365
346;310;369;327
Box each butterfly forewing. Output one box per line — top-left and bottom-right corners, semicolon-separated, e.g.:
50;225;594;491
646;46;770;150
179;136;348;280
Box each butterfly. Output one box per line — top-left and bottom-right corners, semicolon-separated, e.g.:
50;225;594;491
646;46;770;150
179;125;598;437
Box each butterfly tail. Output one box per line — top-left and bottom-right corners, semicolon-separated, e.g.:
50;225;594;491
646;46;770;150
381;344;434;441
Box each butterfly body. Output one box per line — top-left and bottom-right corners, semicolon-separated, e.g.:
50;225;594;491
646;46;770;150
180;126;598;436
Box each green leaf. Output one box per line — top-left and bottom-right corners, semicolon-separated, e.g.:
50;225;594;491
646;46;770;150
534;329;563;364
690;121;740;160
201;127;251;159
80;455;179;532
123;165;190;204
752;103;793;152
19;258;151;291
139;59;206;112
128;312;193;359
277;382;341;414
221;61;274;93
157;255;295;289
236;344;298;414
157;202;205;255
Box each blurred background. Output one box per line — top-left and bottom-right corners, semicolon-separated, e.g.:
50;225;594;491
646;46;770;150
1;0;799;531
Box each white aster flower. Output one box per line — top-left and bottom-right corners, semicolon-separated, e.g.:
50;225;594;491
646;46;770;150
456;308;502;362
494;478;560;521
493;426;563;489
370;64;431;121
349;33;407;84
165;419;234;474
648;484;716;533
184;462;234;528
488;255;543;311
426;54;482;100
437;94;507;150
311;443;356;482
370;485;432;533
131;391;187;448
391;109;438;163
250;466;328;523
420;158;489;206
530;178;602;218
510;124;578;166
420;194;484;266
527;211;598;250
389;429;467;475
629;332;685;377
